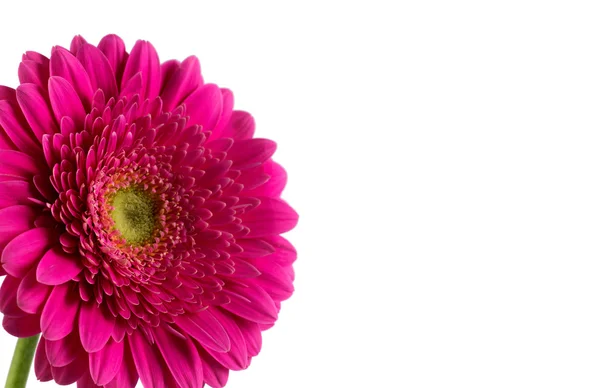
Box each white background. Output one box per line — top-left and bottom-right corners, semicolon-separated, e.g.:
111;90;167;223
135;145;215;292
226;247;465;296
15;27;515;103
1;0;600;387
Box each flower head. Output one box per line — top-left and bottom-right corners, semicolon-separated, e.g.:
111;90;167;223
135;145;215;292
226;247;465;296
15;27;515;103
0;34;298;387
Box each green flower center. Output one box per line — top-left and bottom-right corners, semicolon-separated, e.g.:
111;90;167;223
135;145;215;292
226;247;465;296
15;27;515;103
110;187;157;245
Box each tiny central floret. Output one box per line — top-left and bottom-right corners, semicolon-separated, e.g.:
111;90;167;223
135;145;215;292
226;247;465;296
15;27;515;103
110;187;156;245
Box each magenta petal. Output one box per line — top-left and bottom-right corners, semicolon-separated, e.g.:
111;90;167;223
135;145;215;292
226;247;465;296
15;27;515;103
264;235;297;267
222;282;278;324
121;40;161;100
221;110;255;140
104;341;138;388
120;72;143;98
37;246;83;285
89;337;124;385
0;128;16;150
243;197;299;238
16;83;59;140
212;88;234;139
45;331;81;367
17;267;52;314
77;43;118;99
237;318;262;357
185;83;223;133
51;354;86;385
245;160;288;197
161;56;202;111
40;283;80;340
3;313;40;337
69;35;87;55
236;238;275;258
23;51;49;65
0;100;40;155
228;138;277;170
129;331;169;388
79;302;115;352
0;205;36;249
0;180;40;208
174;309;231;352
253;261;294;301
155;328;203;387
160;59;180;90
18;60;50;89
0;149;42;178
204;309;248;370
199;349;229;388
98;34;128;85
2;227;57;278
35;337;53;382
48;76;86;126
75;372;96;388
50;46;94;108
0;275;25;316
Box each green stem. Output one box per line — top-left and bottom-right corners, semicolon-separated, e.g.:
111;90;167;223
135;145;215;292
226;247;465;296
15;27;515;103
5;335;39;388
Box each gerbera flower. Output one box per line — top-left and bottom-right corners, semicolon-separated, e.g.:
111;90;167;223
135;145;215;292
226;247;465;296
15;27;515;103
0;34;298;387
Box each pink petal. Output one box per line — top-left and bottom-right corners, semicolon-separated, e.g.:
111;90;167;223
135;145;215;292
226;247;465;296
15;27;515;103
129;331;170;388
0;128;17;150
160;59;181;96
89;337;124;385
120;72;143;98
16;83;59;140
0;275;25;316
228;138;277;170
221;281;278;324
212;88;234;139
51;354;86;385
69;35;87;54
220;110;255;140
0;100;40;155
236;318;262;357
161;56;202;111
3;313;40;337
184;83;222;133
35;337;53;381
263;235;297;267
18;60;50;89
48;76;86;126
17;267;52;314
23;51;49;65
1;227;57;278
104;341;139;388
77;43;118;99
75;372;96;388
121;40;161;100
174;309;231;352
0;149;42;178
40;282;80;340
242;197;299;238
155;328;203;387
236;238;276;258
37;246;83;285
98;34;128;85
0;180;39;208
253;261;294;301
45;331;81;367
199;349;229;388
79;302;115;352
204;309;249;370
0;205;37;249
244;160;288;197
50;46;94;108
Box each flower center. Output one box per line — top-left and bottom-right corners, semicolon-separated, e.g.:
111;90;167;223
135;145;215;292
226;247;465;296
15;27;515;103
110;187;157;245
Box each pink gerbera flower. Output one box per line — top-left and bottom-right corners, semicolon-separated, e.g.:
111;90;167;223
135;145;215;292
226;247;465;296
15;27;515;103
0;34;298;387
